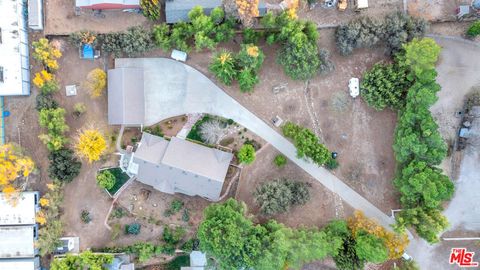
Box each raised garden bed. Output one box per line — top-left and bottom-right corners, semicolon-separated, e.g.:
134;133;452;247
103;167;131;196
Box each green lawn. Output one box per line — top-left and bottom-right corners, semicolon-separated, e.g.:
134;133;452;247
105;168;130;196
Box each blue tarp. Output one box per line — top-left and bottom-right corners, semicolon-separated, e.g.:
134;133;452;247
82;44;94;59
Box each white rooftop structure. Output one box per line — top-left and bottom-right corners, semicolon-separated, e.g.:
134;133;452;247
0;226;37;258
181;251;207;270
0;192;39;226
28;0;44;30
0;0;30;96
0;258;40;270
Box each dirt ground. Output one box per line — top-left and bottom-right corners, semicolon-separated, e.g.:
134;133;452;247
407;0;464;22
158;28;400;214
236;144;355;228
45;0;150;35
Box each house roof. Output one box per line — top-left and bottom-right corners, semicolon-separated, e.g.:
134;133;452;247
128;133;233;200
0;257;40;270
0;0;30;96
107;68;145;125
163;137;233;182
165;0;222;23
0;192;38;226
0;226;36;258
190;251;207;267
28;0;43;30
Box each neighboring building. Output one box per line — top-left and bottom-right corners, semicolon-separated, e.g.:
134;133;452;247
0;0;30;96
0;192;40;270
120;133;233;201
104;254;134;270
165;0;267;23
181;251;208;270
75;0;140;9
28;0;44;30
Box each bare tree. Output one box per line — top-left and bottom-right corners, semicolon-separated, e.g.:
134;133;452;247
199;120;227;145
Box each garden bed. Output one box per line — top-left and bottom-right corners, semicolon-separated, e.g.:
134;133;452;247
103;167;131;196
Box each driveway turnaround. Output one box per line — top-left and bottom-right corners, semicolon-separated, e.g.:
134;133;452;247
115;57;397;229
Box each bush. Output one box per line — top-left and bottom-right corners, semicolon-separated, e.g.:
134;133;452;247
81;210;92;223
143;125;163;137
237;144;256;164
69;31;97;48
319;48;335;75
361;61;412;111
467;20;480;38
33;70;59;94
36;94;58;111
237;69;259;92
38;108;69;151
96;170;116;190
277;40;320;80
254;179;310;215
126;223;141;235
354;230;388;263
75;128;107;163
73;103;87;118
101;26;154;57
48;148;82;182
333;235;365;270
163;226;186;255
273;154;287;167
111;207;127;219
325;158;339;170
242;28;262;44
164;199;184;217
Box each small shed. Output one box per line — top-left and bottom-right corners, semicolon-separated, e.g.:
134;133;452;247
28;0;43;30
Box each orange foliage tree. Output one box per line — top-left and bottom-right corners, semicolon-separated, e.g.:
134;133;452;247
348;211;409;259
236;0;259;27
0;144;35;202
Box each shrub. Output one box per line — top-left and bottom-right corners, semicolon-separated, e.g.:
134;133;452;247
75;128;107;163
361;61;412;111
318;48;335;75
333;235;365;270
242;28;262;44
140;0;160;20
69;31;97;48
126;223;141;235
237;144;256;164
325;158;339;170
254;179;310;215
48;148;82;182
395;207;448;244
33;70;59;94
36;94;58;111
163;226;186;255
199;119;227;145
237;69;259;92
143;125;163;137
81;210;92;223
73;103;87;118
466;20;480;38
101;27;154;57
182;208;190;222
277;39;320;80
354;231;388;264
38;108;69;151
97;170;116;190
111;207;127;219
85;68;107;98
273;154;287;167
164;199;184;217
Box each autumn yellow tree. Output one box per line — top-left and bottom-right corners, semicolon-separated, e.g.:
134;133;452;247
85;68;107;98
348;211;409;259
0;144;35;202
236;0;259;27
75;128;107;163
32;38;62;71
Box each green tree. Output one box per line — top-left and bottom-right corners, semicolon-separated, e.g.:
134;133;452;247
402;38;441;77
50;251;114;270
395;207;449;244
361;62;412;110
282;122;331;166
237;144;256;164
38;108;69;151
96;170;116;190
126;223;141;235
394;160;454;209
209;51;237;85
152;23;171;51
334;235;365;270
48;148;82;183
278;39;320;80
354;231;388;264
198;199;267;269
237;68;259;93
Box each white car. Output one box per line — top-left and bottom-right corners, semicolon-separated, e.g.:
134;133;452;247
349;78;359;98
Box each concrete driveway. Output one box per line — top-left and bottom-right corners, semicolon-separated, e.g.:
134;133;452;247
115;58;397;230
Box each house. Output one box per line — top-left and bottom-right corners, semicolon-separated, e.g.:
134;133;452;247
104;254;134;270
0;0;30;96
0;192;40;270
120;133;233;201
180;251;208;270
75;0;140;10
165;0;268;23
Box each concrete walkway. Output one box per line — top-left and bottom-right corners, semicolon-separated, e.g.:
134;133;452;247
116;58;397;230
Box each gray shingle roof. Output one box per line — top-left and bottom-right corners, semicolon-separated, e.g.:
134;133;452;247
165;0;222;23
107;68;145;125
130;133;233;200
